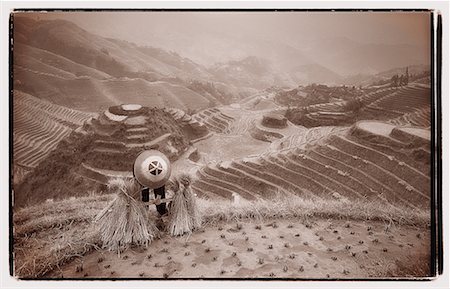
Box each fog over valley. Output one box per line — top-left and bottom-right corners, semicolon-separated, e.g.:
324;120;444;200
22;12;430;80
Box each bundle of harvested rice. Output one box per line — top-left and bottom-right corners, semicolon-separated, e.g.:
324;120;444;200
94;178;159;251
168;188;192;236
181;174;202;229
168;174;202;236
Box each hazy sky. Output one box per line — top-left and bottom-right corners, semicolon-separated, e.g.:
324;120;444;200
21;11;431;68
28;11;430;44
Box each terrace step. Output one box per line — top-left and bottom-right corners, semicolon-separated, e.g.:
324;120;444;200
232;161;317;199
326;140;429;207
126;133;171;148
211;115;229;127
321;145;423;209
312;146;398;198
391;127;430;144
94;139;127;150
92;147;124;156
363;106;404;118
201;166;263;200
126;127;149;134
197;168;258;200
391;108;431;127
219;112;235;121
199;120;222;133
192;132;213;143
126;134;150;140
206;118;227;131
79;163;133;184
192;179;235;199
297;151;380;199
348;135;430;175
263;155;334;198
308;148;395;202
191;183;226;200
331;135;430;193
352;121;408;148
279;153;363;200
206;165;278;198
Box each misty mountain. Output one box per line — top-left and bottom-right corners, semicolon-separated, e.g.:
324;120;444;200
209;56;346;90
304;37;429;76
374;64;430;78
288;63;344;85
13;17;252;111
14;18;214;80
209;56;290;90
341;64;430;87
13;16;430;111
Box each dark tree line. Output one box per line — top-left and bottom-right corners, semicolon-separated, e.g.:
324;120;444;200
390;67;410;87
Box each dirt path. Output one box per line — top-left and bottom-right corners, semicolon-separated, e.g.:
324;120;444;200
48;219;430;279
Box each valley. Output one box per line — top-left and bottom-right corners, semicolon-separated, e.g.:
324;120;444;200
11;13;434;280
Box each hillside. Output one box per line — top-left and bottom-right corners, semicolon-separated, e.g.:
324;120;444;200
11;13;434;281
304;37;429;76
14;65;214;111
14;17;212;80
13;90;95;184
192;120;430;211
12;83;433;279
284;83;430;128
12;16;250;112
14;104;207;207
209;57;279;90
275;83;364;109
209;56;346;90
343;65;430;87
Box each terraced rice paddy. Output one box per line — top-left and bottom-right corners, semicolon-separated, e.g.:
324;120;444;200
13;90;94;178
193;108;235;134
78;105;187;182
362;84;431;119
390;107;431;127
271;126;348;151
300;87;401;126
164;107;209;141
13;83;433;280
192;121;430;210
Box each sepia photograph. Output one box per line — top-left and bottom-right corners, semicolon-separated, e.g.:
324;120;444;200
10;9;439;280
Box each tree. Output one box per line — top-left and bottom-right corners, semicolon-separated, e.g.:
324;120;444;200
399;74;405;87
405;67;409;85
391;74;399;87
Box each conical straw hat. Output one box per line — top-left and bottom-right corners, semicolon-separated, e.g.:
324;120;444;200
134;150;172;189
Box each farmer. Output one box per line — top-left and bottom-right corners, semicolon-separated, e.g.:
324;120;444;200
141;185;168;215
134;150;173;216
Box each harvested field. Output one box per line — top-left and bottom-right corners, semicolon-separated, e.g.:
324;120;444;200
14;194;430;279
49;218;430;279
